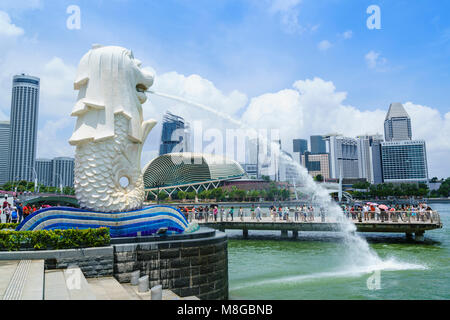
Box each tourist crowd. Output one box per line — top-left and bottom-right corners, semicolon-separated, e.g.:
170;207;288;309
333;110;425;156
184;202;435;224
0;196;51;224
342;202;435;223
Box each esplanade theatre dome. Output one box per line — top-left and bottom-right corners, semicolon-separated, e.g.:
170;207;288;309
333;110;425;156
142;152;246;188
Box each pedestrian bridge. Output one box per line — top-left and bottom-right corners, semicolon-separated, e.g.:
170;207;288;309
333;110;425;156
198;214;442;242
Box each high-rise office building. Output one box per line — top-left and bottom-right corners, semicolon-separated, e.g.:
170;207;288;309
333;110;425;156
35;157;74;188
159;111;190;156
310;135;326;154
8;74;40;183
325;135;359;179
52;157;74;188
0;121;10;185
384;103;412;141
381;140;428;183
301;152;330;180
36;158;53;187
293;139;308;165
356;134;383;183
371;139;384;184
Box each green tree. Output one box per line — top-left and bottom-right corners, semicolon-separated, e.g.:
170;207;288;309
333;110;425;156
438;178;450;197
352;181;370;190
314;174;324;182
158;192;168;201
177;190;187;200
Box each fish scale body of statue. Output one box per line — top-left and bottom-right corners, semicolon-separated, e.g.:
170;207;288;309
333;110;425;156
69;45;156;212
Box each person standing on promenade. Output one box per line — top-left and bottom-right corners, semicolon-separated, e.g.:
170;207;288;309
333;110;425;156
205;206;209;222
374;206;380;221
271;206;276;221
213;206;218;222
309;206;315;222
283;207;289;221
16;202;23;223
2;197;8;211
294;206;299;222
239;207;244;221
256;205;262;221
320;206;326;222
362;204;369;221
4;203;11;223
10;207;18;223
250;204;255;220
229;207;234;221
220;207;225;222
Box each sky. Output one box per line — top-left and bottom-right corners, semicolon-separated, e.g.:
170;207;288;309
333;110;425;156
0;0;449;178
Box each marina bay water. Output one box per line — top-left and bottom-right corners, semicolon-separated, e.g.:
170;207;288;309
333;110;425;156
227;202;449;300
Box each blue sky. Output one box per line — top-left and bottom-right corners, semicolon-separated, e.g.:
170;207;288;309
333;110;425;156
0;0;449;177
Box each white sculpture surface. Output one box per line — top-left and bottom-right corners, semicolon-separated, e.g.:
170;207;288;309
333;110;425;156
69;45;156;212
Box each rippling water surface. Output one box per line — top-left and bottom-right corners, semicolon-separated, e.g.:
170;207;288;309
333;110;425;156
227;203;450;300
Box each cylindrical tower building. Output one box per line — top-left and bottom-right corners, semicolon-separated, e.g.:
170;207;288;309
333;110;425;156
8;74;40;183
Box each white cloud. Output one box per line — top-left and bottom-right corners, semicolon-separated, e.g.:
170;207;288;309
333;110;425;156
147;71;248;125
37;117;75;159
0;11;24;37
39;57;77;116
267;0;303;33
365;50;387;70
318;40;332;51
342;30;353;39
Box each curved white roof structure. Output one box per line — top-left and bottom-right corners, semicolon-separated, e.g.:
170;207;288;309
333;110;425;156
142;152;245;188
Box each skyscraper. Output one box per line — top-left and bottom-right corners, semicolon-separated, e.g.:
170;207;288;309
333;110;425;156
301;152;330;180
36;159;53;187
0;121;10;185
381;140;428;183
356;134;383;183
310;135;326;154
325;135;359;179
36;157;75;188
52;157;74;187
8;74;40;183
159;111;190;156
384;103;412;141
293;138;308;165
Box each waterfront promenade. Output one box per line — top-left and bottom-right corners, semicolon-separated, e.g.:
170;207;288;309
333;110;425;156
195;212;443;241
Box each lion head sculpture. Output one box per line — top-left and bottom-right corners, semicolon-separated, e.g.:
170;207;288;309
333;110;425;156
69;44;155;145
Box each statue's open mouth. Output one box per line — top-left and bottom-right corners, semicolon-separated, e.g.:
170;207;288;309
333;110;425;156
136;84;147;93
136;84;148;103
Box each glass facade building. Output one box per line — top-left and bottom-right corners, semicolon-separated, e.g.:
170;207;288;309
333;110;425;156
310;135;326;154
36;157;74;187
159;112;190;156
0;121;10;185
52;157;74;187
36;159;53;187
8;74;40;183
381;140;428;183
384;103;412;141
326;135;359;179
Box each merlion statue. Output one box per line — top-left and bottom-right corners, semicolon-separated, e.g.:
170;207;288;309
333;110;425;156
69;45;156;212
